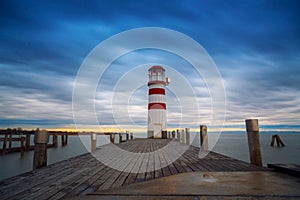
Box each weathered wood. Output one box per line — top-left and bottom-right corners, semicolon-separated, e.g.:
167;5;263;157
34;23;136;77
52;133;58;148
245;119;262;167
185;128;190;145
33;130;49;170
20;137;25;157
271;134;285;147
119;133;122;143
176;129;180;141
110;134;115;144
200;125;208;151
0;139;269;200
2;133;8;155
25;133;31;151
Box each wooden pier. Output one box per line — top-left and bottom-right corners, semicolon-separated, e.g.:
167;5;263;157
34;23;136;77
0;138;272;199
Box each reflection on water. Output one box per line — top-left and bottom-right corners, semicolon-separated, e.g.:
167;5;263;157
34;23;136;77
0;132;299;180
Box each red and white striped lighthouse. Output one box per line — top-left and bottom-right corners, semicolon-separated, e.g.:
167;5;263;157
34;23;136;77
147;66;170;138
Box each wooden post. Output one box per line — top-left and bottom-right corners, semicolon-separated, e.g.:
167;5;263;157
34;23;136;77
33;129;49;170
25;133;31;151
126;131;129;141
130;132;133;140
52;133;58;148
200;125;208;151
2;132;8;155
9;129;13;150
181;129;185;143
61;134;65;146
65;133;68;145
118;133;121;143
271;134;285;147
110;134;115;144
91;133;97;151
20;137;25;157
172;130;175;139
245;119;262;166
176;129;180;141
185;128;190;145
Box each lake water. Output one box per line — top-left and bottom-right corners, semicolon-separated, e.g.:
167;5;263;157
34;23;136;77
0;132;299;180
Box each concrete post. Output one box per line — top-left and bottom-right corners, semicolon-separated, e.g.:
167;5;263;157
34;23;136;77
200;125;208;151
185;128;190;145
91;133;97;151
245;119;262;166
33;129;49;170
110;134;115;144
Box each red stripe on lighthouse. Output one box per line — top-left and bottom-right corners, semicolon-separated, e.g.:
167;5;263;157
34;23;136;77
149;88;165;95
148;103;166;110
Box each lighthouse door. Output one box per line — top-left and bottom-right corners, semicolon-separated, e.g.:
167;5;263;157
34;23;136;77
153;123;162;138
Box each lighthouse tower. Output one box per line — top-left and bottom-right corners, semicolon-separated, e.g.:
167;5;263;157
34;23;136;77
147;66;169;138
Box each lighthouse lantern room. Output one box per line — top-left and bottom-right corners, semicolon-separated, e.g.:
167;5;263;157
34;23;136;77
147;66;169;138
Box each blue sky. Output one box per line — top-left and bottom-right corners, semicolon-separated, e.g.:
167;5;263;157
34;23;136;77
0;0;299;132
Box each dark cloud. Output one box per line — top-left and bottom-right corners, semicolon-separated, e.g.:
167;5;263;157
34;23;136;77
0;0;299;129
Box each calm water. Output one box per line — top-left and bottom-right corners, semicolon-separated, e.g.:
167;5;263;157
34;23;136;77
0;132;299;180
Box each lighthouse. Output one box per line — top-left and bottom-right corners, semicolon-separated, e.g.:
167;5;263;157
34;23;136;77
147;66;170;138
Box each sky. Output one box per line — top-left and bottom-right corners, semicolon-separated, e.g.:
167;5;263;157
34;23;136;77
0;0;300;132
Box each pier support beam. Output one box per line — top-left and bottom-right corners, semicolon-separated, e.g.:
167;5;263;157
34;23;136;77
245;119;262;167
200;125;208;151
185;128;190;145
33;129;49;170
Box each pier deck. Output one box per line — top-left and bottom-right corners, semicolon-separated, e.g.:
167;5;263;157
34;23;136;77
0;139;270;199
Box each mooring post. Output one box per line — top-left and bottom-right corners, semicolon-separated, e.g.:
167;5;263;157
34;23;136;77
25;132;31;151
185;128;190;145
33;129;49;170
200;125;208;151
172;130;175;139
176;129;180;141
130;132;133;140
181;129;185;143
20;136;25;157
65;133;68;145
245;119;262;166
61;133;65;146
110;133;115;144
91;133;97;151
119;133;122;143
53;133;58;148
126;131;129;141
9;129;13;150
2;129;8;155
